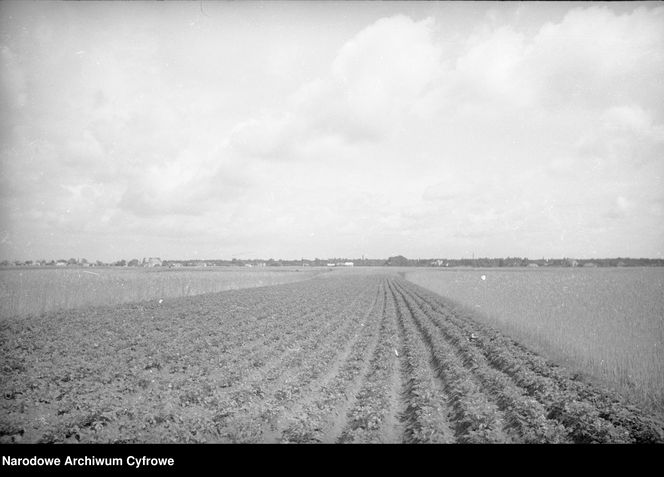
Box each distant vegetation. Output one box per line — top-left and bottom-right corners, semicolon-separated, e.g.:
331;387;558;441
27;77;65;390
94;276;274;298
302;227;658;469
2;256;663;268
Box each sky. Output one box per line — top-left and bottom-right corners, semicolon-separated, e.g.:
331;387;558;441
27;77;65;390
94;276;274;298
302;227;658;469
1;1;663;262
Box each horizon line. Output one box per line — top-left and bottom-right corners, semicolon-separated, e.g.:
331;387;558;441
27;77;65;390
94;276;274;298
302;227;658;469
3;256;664;265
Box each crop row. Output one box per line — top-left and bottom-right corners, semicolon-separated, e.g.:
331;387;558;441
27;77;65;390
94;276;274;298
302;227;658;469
0;276;379;443
393;279;570;443
397;280;664;443
215;280;381;442
391;279;511;443
387;279;455;443
277;280;387;443
337;280;402;443
150;276;380;443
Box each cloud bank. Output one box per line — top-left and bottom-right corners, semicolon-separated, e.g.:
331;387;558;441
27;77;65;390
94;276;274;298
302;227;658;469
1;2;662;261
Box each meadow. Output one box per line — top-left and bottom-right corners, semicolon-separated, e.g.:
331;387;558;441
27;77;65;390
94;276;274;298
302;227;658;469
0;266;325;319
406;267;664;415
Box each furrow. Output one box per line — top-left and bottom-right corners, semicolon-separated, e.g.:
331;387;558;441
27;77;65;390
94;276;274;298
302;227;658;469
97;276;376;443
383;277;408;443
400;280;663;443
267;278;385;443
391;279;509;443
337;278;404;443
394;279;570;443
212;278;380;442
387;278;455;443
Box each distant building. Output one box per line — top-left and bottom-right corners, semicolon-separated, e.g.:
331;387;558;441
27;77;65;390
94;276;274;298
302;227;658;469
343;262;354;267
143;257;162;267
327;263;336;267
169;262;183;268
527;263;539;268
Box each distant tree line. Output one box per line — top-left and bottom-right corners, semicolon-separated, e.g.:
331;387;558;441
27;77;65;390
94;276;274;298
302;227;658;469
380;256;664;267
2;256;664;268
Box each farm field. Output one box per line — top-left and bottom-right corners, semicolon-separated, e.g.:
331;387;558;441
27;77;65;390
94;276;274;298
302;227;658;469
1;274;662;443
405;268;664;416
0;267;325;320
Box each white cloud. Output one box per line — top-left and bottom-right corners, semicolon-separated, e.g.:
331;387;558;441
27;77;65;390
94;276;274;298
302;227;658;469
228;113;300;159
0;45;27;112
525;5;664;110
331;15;441;128
453;26;532;108
229;15;443;158
64;130;105;167
2;3;664;261
575;105;664;168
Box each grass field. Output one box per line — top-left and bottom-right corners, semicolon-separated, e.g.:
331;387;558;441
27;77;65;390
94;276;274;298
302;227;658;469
0;267;325;320
1;273;663;443
405;267;664;416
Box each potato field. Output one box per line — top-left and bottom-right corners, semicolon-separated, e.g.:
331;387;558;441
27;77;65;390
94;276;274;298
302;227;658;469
2;273;663;444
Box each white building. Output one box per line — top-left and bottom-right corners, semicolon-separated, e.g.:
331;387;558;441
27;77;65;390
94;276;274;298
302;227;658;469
143;257;162;267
